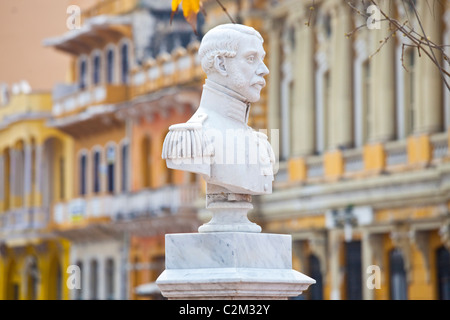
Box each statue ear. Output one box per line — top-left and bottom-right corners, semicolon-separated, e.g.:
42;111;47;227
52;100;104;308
213;55;228;76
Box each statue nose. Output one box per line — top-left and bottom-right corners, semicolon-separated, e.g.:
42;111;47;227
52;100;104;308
257;62;269;77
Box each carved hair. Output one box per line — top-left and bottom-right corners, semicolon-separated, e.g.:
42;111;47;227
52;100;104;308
198;24;264;74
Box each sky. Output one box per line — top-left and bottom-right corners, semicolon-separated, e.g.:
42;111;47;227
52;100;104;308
0;0;97;92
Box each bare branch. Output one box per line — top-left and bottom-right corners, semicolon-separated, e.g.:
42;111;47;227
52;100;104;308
215;0;236;24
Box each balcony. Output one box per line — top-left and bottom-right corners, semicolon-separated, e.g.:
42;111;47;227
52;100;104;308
52;184;201;226
385;139;408;170
83;0;138;19
0;92;52;129
431;132;449;163
52;84;128;117
343;148;364;176
306;156;325;180
130;42;203;99
0;207;50;232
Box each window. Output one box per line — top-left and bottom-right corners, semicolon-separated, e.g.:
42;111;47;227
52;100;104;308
403;49;415;136
322;71;330;151
362;59;371;144
56;261;62;300
93;53;101;85
75;261;83;300
121;43;129;84
307;254;323;300
314;67;330;154
93;151;101;194
90;259;98;300
0;155;4;210
141;136;151;188
59;157;65;200
389;248;408;300
26;257;39;300
345;241;362;300
106;146;115;194
3;148;10;211
436;246;450;300
105;258;115;300
133;256;140;299
121;144;129;192
79;154;87;196
324;15;332;38
106;48;115;84
79;59;87;90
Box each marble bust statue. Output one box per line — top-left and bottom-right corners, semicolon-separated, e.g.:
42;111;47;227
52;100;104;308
162;23;275;196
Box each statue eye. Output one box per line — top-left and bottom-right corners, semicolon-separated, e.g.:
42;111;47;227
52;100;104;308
247;55;255;63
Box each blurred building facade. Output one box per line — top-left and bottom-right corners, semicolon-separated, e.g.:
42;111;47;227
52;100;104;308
0;0;450;300
257;0;450;300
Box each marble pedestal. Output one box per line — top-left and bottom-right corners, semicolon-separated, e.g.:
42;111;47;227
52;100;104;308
156;232;315;299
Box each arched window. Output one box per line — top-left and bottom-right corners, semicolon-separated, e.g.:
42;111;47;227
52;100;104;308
79;58;87;90
57;263;62;300
307;254;323;300
93;52;101;85
26;256;39;300
436;246;450;300
389;248;408;300
49;257;62;300
121;143;129;192
345;241;362;300
106;145;115;194
106;48;115;84
141;136;151;188
59;156;65;200
93;150;101;194
90;259;98;300
105;258;115;300
3;148;10;211
361;59;371;145
121;42;129;84
75;260;83;300
403;48;416;137
133;256;140;299
79;153;87;196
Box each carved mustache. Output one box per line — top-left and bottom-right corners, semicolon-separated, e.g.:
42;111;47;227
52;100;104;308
251;79;266;88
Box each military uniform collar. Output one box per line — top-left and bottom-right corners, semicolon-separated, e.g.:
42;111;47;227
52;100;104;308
201;79;250;124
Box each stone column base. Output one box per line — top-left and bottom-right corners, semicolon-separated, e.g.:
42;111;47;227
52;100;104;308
156;232;315;300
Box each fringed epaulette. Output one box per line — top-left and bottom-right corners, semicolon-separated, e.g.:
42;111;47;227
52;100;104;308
253;131;276;176
162;113;214;160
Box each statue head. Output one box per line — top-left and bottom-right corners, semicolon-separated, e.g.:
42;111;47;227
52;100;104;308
198;24;269;103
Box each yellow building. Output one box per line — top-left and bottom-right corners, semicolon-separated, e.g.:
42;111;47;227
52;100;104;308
0;90;72;300
41;0;203;300
252;0;450;300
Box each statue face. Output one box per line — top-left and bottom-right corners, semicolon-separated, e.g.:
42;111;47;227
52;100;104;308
222;34;269;103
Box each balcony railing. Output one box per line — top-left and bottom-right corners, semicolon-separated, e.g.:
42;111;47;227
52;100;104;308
431;132;449;161
52;184;201;225
0;93;52;126
343;149;364;174
306;156;324;179
0;207;49;231
130;43;203;98
83;0;138;19
52;84;128;117
385;140;408;167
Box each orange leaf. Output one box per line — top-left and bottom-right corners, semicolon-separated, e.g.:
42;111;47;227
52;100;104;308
171;0;202;34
